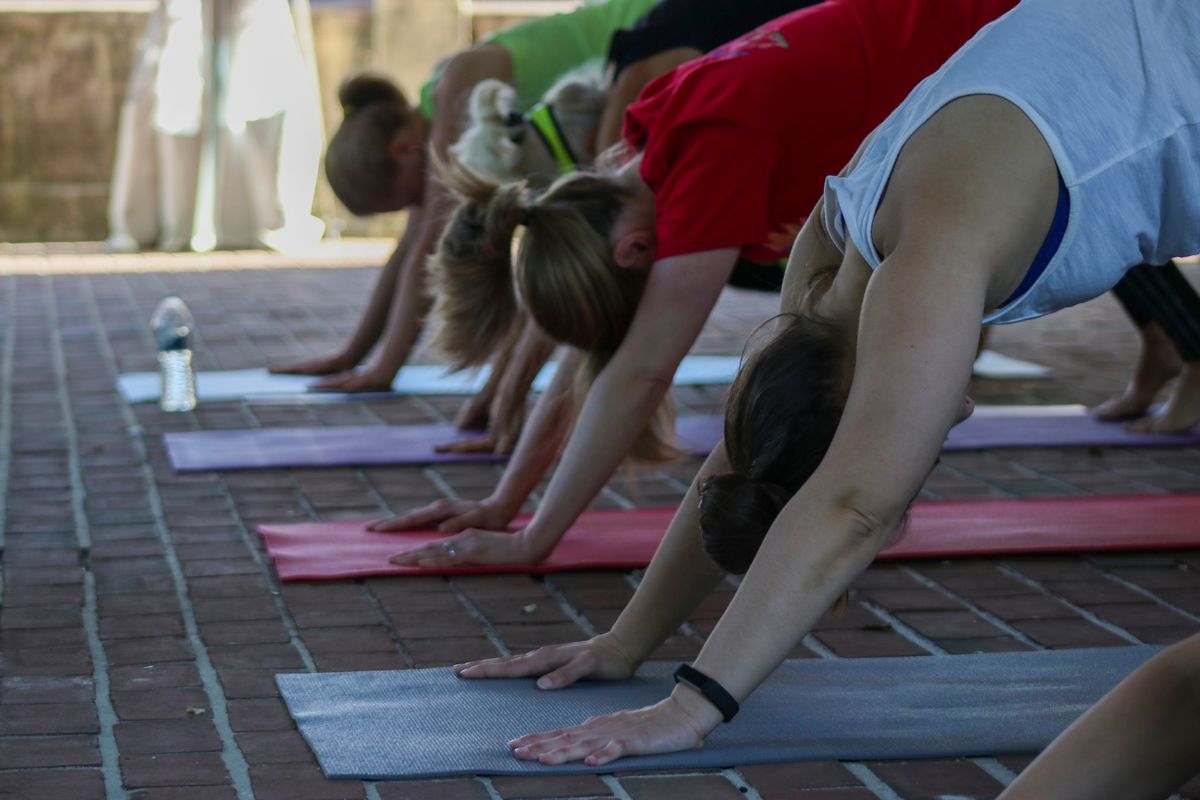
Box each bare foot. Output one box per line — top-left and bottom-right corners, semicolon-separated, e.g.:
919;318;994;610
1125;364;1200;433
1093;323;1181;420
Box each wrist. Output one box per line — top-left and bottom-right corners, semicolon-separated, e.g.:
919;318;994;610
672;664;740;723
594;630;640;674
484;492;523;521
668;682;725;735
514;522;559;561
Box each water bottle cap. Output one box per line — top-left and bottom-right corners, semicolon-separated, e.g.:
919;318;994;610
152;296;194;351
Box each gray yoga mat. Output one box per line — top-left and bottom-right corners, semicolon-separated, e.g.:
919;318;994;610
117;355;742;404
276;646;1156;779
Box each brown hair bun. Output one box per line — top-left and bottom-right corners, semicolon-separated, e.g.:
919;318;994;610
338;73;406;115
699;472;793;574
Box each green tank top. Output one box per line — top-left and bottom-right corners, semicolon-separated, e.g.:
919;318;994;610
420;0;657;119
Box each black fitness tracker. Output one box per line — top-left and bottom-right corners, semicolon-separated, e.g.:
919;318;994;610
673;663;740;722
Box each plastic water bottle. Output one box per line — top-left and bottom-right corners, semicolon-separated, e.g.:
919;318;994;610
151;296;197;412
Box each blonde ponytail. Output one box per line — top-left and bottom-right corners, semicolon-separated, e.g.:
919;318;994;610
428;158;530;369
432;158;677;462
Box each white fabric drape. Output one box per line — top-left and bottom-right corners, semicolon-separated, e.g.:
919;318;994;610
107;0;325;252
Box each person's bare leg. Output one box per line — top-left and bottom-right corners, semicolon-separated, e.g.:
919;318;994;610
1126;361;1200;432
998;634;1200;800
1093;322;1181;420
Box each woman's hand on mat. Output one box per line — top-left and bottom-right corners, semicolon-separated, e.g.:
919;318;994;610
385;527;541;567
453;390;493;432
441;386;527;455
453;633;638;687
367;496;517;534
308;365;394;393
507;690;721;766
269;351;357;376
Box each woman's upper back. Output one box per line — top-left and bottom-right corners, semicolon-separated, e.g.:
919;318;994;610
621;0;1018;263
420;0;657;120
824;0;1200;324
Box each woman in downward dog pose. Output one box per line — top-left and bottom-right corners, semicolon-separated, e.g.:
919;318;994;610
443;0;1200;792
268;0;656;394
435;0;831;455
377;0;1018;561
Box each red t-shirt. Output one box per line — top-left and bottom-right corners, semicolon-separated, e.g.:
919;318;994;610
622;0;1019;262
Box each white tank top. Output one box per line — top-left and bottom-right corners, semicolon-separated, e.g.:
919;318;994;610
823;0;1200;325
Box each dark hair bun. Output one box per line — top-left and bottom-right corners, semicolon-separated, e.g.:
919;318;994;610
338;73;406;115
698;472;792;574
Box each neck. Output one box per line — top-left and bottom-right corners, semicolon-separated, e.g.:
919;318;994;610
615;156;654;214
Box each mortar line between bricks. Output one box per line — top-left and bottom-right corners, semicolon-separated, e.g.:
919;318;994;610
653;467;691;494
37;275;124;796
843;761;903;800
972;756;1018;787
803;633;842;659
410;395;453;424
856;597;947;655
721;767;765;799
260;473;394;798
80;568;131;798
600;777;635;800
897;565;1046;651
621;571;708;645
1086;562;1200;625
540;576;599;637
599;485;637;510
78;272;256;799
423;464;462;500
45;275;127;799
0;275;14;557
346;464;396;518
1002;458;1086;496
993;563;1143;645
447;579;513;658
478;776;505;800
221;476;324;675
357;583;418;668
45;276;90;555
413;467;512;655
929;460;1019;499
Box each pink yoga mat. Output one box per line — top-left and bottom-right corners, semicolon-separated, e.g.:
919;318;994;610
257;494;1200;581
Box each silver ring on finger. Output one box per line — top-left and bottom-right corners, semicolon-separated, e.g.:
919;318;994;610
441;540;457;559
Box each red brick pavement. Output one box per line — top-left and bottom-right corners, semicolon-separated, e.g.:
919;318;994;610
1;254;1199;799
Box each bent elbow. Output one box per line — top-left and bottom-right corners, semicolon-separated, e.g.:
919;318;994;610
835;497;905;549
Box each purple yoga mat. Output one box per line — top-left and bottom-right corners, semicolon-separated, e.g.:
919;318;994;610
165;415;724;472
943;405;1200;450
164;406;1200;472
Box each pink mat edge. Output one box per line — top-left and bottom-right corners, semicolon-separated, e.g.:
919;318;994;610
256;494;1200;581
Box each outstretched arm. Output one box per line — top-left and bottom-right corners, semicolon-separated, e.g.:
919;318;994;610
372;346;584;548
507;235;992;765
311;45;514;392
270;213;423;376
446;317;558;454
453;440;731;686
383;248;738;565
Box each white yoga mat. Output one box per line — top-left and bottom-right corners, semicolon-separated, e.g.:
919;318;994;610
117;355;743;404
972;350;1051;379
